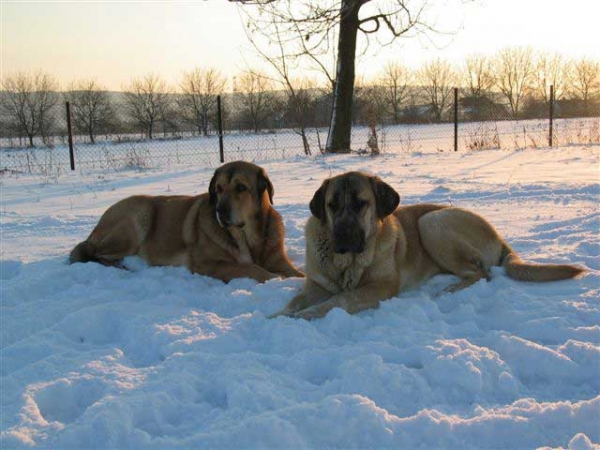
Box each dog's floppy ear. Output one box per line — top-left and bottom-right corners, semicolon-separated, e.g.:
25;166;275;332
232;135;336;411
209;169;220;205
309;179;330;223
257;168;274;205
370;176;400;218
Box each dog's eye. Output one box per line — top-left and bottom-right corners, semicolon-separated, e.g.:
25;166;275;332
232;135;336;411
236;184;247;193
358;200;368;209
216;185;224;194
328;202;337;211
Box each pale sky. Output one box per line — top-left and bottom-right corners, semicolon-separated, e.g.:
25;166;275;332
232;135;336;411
2;0;599;91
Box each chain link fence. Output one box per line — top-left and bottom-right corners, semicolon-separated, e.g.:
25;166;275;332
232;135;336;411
1;87;599;175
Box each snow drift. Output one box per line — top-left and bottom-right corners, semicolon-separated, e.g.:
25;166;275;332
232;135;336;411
1;145;599;449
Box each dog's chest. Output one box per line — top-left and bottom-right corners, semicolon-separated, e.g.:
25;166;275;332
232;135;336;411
337;262;364;291
316;241;372;292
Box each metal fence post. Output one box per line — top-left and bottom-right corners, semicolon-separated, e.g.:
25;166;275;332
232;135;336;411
66;101;75;170
217;95;224;163
453;88;458;152
549;84;554;147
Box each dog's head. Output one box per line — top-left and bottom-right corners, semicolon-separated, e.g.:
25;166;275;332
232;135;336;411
310;172;399;254
209;161;274;229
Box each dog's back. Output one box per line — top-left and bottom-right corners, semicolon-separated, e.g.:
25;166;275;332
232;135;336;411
393;204;583;293
69;194;201;267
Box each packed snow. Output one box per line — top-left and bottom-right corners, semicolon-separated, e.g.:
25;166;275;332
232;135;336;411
1;144;599;449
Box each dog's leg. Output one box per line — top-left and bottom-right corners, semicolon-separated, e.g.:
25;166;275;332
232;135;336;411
84;218;144;266
269;279;332;318
428;247;491;295
206;262;278;284
261;248;305;279
442;275;482;294
440;256;491;294
418;209;503;294
292;282;396;320
270;256;305;278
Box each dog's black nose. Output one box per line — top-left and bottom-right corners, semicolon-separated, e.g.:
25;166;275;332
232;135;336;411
333;241;364;254
333;227;364;254
333;242;350;254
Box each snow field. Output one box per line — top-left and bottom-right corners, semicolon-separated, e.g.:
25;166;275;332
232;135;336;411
2;117;598;174
1;145;599;449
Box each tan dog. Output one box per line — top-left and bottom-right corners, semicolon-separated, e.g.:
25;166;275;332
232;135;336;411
70;161;303;282
273;172;584;320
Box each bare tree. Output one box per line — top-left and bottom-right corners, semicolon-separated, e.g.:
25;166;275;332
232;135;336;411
570;57;600;115
1;71;59;147
418;59;457;122
237;71;275;132
354;77;386;154
243;19;321;155
123;74;171;139
283;77;320;155
377;62;412;123
178;68;226;136
459;53;499;120
463;53;495;98
237;0;466;153
493;47;535;118
63;79;115;144
533;52;569;102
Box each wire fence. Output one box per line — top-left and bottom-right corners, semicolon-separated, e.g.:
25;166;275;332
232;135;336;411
1;88;599;175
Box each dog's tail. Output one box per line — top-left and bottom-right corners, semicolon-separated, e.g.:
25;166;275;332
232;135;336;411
500;243;584;282
69;240;97;264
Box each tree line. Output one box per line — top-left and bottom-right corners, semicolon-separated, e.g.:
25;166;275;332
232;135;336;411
1;48;599;151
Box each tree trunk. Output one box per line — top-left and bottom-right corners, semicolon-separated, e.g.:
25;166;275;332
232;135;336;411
325;0;360;153
300;127;311;156
202;112;209;136
28;134;34;148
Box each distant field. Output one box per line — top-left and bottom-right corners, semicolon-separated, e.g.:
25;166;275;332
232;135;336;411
1;117;598;174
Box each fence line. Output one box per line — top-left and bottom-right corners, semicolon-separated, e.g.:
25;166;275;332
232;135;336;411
1;87;599;174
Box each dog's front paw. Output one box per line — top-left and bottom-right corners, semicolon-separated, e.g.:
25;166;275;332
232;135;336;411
292;300;337;320
267;308;294;319
264;273;280;283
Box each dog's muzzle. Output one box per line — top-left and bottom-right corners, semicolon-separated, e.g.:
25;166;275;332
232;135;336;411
332;220;365;254
216;203;230;227
216;203;244;228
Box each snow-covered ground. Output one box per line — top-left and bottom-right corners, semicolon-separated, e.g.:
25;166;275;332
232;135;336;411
2;117;598;174
1;145;599;449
